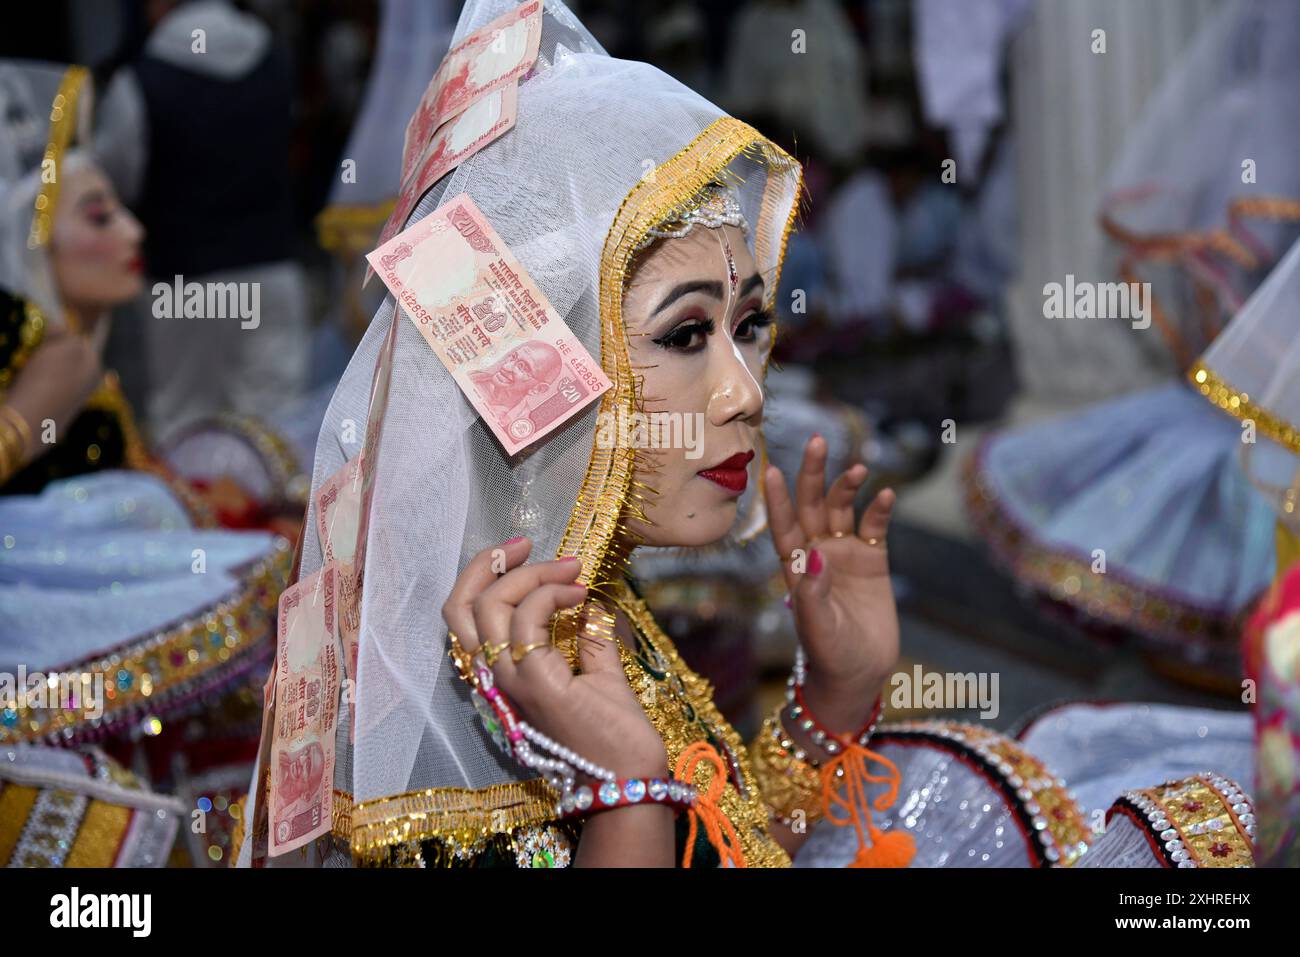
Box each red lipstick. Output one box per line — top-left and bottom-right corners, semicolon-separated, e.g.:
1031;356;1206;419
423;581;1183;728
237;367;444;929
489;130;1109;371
698;450;754;495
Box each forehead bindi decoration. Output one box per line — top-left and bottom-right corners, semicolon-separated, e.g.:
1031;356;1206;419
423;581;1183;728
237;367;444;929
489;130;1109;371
723;236;738;296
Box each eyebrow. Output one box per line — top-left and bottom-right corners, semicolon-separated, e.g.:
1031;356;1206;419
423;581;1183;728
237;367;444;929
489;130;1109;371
650;273;765;317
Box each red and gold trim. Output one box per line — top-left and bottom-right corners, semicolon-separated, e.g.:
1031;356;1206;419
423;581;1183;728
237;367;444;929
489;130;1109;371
872;719;1093;867
0;543;289;746
1108;773;1255;867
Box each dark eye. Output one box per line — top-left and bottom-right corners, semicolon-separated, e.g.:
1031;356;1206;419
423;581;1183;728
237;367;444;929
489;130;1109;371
734;308;774;342
652;318;714;353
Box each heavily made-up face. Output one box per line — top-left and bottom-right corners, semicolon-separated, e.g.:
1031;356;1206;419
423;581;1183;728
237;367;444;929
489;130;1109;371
48;159;145;316
620;222;771;547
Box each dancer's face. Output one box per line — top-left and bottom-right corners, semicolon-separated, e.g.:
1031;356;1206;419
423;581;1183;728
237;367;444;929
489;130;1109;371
621;223;770;547
49;161;145;314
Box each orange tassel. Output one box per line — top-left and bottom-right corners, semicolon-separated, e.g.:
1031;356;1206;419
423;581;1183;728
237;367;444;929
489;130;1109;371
675;742;747;868
822;740;916;869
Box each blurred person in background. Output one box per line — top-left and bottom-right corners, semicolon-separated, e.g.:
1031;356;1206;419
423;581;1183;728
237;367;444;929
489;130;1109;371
0;61;290;867
101;0;309;438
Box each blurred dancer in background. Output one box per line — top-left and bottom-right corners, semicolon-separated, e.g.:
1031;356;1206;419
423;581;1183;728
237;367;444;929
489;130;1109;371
102;0;309;437
0;62;289;866
965;0;1300;690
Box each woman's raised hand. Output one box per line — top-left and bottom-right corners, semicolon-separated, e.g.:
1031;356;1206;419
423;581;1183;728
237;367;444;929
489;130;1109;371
763;434;900;730
441;537;669;779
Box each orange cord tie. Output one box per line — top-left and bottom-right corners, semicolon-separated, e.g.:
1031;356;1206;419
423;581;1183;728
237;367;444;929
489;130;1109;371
674;741;748;868
821;739;916;868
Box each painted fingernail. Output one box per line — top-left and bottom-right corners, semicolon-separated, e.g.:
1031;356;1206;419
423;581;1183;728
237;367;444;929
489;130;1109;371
808;549;823;577
503;536;525;545
559;556;579;562
783;592;792;609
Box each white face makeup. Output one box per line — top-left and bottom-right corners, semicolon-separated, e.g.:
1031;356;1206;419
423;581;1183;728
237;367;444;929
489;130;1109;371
621;222;771;547
48;160;146;317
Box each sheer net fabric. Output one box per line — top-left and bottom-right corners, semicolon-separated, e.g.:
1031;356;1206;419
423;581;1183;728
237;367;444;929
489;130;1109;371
0;61;93;325
1191;236;1300;521
237;0;800;865
1096;0;1300;370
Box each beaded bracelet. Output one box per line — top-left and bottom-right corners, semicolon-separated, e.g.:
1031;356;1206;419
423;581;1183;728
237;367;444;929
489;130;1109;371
463;650;697;823
557;776;697;820
469;656;615;793
781;645;882;764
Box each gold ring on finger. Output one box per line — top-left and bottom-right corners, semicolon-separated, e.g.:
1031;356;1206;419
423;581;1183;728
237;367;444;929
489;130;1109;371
511;640;551;664
866;537;883;547
447;631;474;676
482;639;510;667
830;531;847;538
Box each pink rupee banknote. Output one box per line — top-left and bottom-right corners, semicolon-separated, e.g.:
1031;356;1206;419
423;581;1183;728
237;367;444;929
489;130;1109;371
317;452;363;566
366;193;611;455
400;0;540;181
317;453;363;730
372;82;519;282
269;562;341;857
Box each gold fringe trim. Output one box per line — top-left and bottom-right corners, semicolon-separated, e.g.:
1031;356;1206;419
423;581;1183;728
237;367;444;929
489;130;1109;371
349;778;560;865
1189;361;1300;455
27;66;89;250
601;580;793;867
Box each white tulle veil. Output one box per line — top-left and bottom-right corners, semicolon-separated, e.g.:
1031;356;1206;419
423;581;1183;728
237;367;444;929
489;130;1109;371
1096;0;1300;372
1191;234;1300;534
238;0;800;866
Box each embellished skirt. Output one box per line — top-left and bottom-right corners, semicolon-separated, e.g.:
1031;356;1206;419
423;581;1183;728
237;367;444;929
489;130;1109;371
963;382;1277;685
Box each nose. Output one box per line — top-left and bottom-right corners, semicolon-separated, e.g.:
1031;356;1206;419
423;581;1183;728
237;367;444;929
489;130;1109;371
123;208;145;246
705;335;764;427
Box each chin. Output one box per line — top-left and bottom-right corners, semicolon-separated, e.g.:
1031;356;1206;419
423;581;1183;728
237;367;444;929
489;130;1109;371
634;498;738;548
117;273;146;302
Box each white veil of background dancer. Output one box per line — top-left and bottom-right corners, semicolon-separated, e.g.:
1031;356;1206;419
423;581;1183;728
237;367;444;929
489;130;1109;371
237;0;801;865
0;62;93;329
1192;235;1300;533
316;0;455;258
1096;0;1300;373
